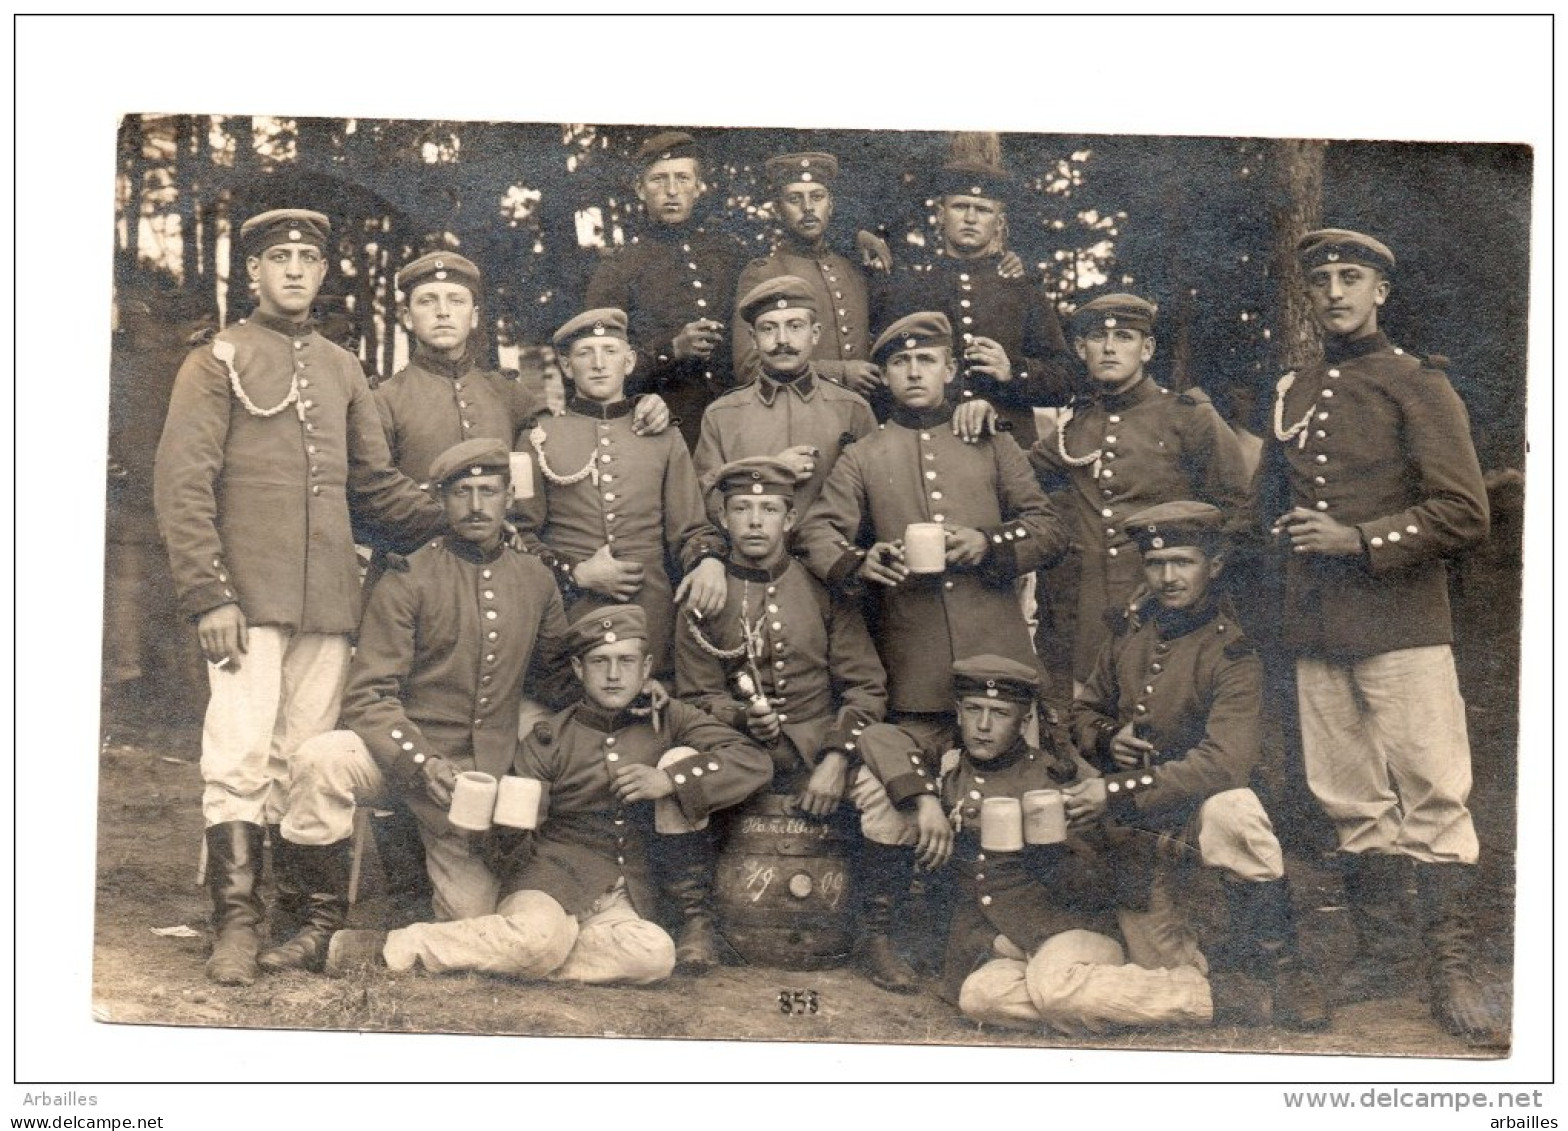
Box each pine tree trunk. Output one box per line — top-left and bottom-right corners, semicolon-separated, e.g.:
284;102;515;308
118;114;146;281
175;115;201;288
1269;139;1326;372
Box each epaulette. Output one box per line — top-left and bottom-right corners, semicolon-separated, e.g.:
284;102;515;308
838;430;859;449
187;326;216;348
1176;387;1212;407
1217;617;1254;659
743;256;773;272
1421;352;1451;371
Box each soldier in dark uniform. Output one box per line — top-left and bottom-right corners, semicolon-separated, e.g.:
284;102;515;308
674;457;887;974
1069;502;1328;1031
871;159;1075;446
1030;294;1252;688
324;605;772;983
1261;229;1497;1045
795;312;1069;989
260;440;572;973
153;209;447;985
513;308;728;682
695;275;877;520
731;152;882;396
859;656;1256;1032
584;130;747;448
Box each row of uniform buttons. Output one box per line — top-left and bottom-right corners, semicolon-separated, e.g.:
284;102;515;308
210;556;235;601
474;566;502;727
681;242;715;382
603;734;630;868
595;421;622;545
917;430;958;591
1303;367;1339;512
812;254;856;355
758;582;792;722
452;377;476;439
1099;412;1126;557
293;336;326;495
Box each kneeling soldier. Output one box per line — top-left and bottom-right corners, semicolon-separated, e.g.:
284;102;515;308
326;605;772;981
1069;501;1329;1030
675;456;887;973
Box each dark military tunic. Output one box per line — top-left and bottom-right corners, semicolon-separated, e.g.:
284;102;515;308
795;402;1069;713
584;222;748;447
1260;332;1489;658
339;535;571;830
675;556;886;783
154;311;445;631
1071;597;1261;832
512;395;727;676
872;252;1075;444
504;699;771;916
732;237;871;386
1030;376;1253;679
373;344;543;486
693;367;877;518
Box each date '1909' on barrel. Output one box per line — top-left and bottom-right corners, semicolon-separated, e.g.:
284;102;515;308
715;795;856;971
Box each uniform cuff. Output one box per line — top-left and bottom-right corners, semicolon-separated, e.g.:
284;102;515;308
884;747;940;808
977;521;1032;581
664;749;726;823
1104;769;1156;819
825;544;867;588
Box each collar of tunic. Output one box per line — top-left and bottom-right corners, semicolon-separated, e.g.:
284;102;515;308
889;402;956;430
247;310;314;338
1322;330;1392;365
1136;595;1222;641
961;737;1033;775
755;368;816;405
1089;375;1160;413
725;556;793;583
572;700;646;733
412;343;476;380
566;395;635;420
443;535;506;564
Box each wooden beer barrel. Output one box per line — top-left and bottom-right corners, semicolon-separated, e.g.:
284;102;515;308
715;794;855;971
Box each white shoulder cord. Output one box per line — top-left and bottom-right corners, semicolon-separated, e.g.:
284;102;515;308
213;339;302;420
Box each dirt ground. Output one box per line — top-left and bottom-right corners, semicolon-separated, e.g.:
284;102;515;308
91;701;1516;1062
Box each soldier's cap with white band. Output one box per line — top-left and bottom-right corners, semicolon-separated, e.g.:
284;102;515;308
1123;501;1225;554
1071;292;1158;335
931;158;1012;204
871;311;953;365
1297;228;1396;274
565;604;649;656
240;208;330;256
636;130;705;167
396;251;481;298
766;151;839;191
737;275;819;325
711;456;797;503
429;438;511;491
952;655;1041;703
553;308;630;352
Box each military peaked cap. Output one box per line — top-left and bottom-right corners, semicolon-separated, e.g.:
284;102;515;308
564;604;649;656
737;275;819;324
429;438;510;490
636;130;705;167
766;152;839;190
1123;501;1225;553
711;456;798;502
240;209;330;256
553;308;630;352
1297;228;1396;274
871;311;953;364
1072;293;1158;334
396;251;481;297
952;655;1041;703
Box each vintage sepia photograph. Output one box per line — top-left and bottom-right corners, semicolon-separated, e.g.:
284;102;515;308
92;112;1528;1059
13;14;1552;1106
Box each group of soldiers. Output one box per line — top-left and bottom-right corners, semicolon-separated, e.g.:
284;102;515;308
146;129;1502;1047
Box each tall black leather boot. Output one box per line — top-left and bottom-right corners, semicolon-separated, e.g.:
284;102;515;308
256;838;352;974
1226;878;1331;1031
205;822;265;986
660;831;721;975
1337;852;1420;1002
856;841;920;994
1416;863;1507;1047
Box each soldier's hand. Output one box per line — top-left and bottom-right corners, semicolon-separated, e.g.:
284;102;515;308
1063;777;1107;828
744;695;782;743
837;361;883;396
198;603;249;671
672;318;724;361
913;795;955;871
998;251;1026;280
951;398;999;444
610;763;676;804
963;336;1012;382
856;229;893;274
421;756;459;808
777;444;822;483
798;751;848;818
630;393;671;436
944;525;989;567
674;556;727;618
859;541;909;588
573;544;645;600
1110;722;1156;768
1273;507;1365;557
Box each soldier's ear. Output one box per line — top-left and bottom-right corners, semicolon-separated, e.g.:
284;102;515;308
783;508;798;533
570;655;585;684
245;255;262;283
399;308;414;334
1374;275;1391;307
808;321;822;347
1141;334;1156;362
1074;337;1089;362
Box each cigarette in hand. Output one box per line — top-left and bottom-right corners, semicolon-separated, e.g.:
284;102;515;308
213;656;232;670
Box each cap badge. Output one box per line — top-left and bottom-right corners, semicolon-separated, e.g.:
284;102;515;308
1104;317;1117;328
969;185;983;196
601;619;613;629
751;483;763;494
592;322;605;336
1151;536;1165;549
800;159;811;167
776;298;788;308
904;337;917;349
468;465;483;477
801;172;813;182
604;632;617;643
434;270;448;281
288;229;302;241
434;259;445;269
986;688;998;698
1326;251;1340;262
